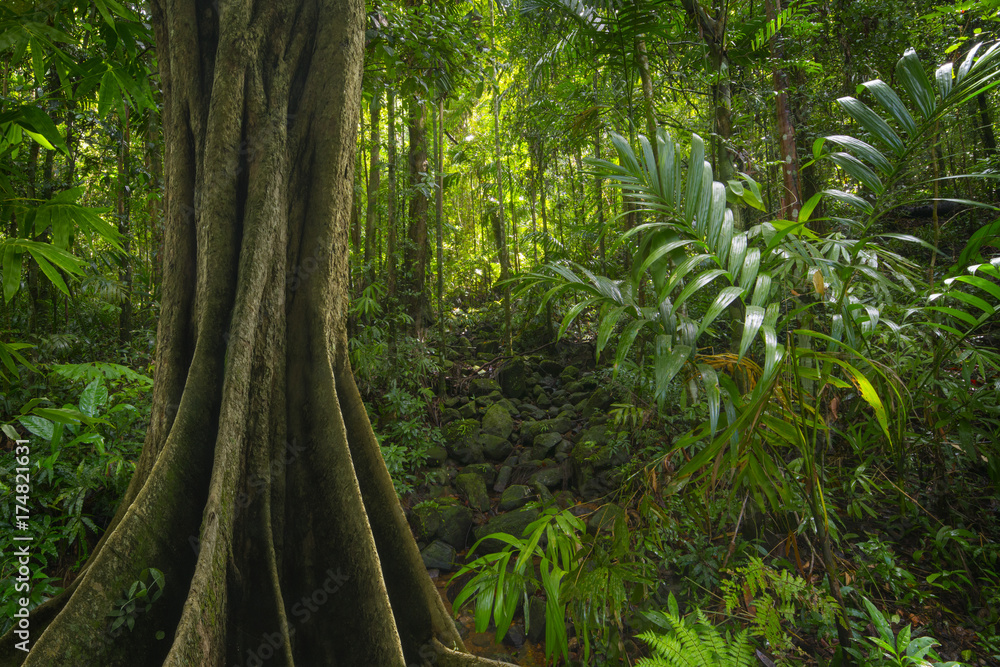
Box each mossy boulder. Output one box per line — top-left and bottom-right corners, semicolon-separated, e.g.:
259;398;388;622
531;432;564;460
481;403;514;440
437;503;474;549
498;484;534;511
409;503;443;542
455;473;490;512
498;357;528;399
470;377;501;396
460;462;497;487
421;540;457;571
559;365;580;383
479;433;514;461
582;387;614;419
520;417;572;443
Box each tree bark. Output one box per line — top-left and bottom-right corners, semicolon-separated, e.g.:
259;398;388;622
0;2;507;665
365;86;382;287
765;0;802;222
404;98;429;334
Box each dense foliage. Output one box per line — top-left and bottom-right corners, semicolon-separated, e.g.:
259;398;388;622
2;0;1000;664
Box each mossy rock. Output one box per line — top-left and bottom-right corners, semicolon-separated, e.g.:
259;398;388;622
520;417;572;443
539;359;562;377
498;357;528;399
498;484;534;511
460;462;497;487
559;365;580;383
470;377;501;396
531;432;563;460
455;473;490;512
582;387;614;419
481;403;514;440
409;503;443;542
437;503;474;549
421;539;458;571
529;464;564;489
479;433;513;461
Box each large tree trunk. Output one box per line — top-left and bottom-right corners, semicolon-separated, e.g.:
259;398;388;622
0;2;508;666
765;0;802;222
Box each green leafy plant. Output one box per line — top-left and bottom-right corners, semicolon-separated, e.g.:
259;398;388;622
720;556;840;657
108;567;165;633
637;593;754;667
847;597;962;667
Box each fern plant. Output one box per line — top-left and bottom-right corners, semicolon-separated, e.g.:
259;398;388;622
638;594;754;667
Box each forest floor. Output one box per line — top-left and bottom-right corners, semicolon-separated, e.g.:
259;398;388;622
397;321;1000;666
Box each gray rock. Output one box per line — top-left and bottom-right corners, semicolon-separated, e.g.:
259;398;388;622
527;597;546;642
494;465;513;492
421;540;457;571
498;358;528;399
532;479;554;504
460;462;497;487
521;418;572;443
504;622;526;648
409;503;443;542
560;365;580;383
577;424;610;448
530;465;564;489
531;432;563;459
481;403;514;440
437;503;474;549
480;433;513;461
470;377;501;396
498;484;534;511
535;393;551;408
455;473;490;512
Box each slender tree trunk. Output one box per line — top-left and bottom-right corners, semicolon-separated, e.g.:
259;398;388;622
0;3;508;665
404;99;429;334
490;0;511;352
386;88;398;302
365;87;382;287
435;98;446;393
765;0;802;221
118;106;133;345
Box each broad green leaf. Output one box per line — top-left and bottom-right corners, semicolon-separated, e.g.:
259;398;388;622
837;97;905;155
684;135;705;224
830;152;885;194
654;339;691;397
936;62;954;100
697;286;745;339
896;48;936;119
79;379;109;418
739;305;766;359
698;363;721;436
823;135;892;174
2;243;23;303
673;268;728;317
860;79;917;135
19;415;54;441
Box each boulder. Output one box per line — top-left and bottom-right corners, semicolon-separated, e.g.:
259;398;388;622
494;465;513;492
559;365;580;383
539;359;562;377
531;432;563;460
582;387;614;419
479;433;513;461
520;417;572;443
587;503;624;535
530;464;564;489
498;484;534;511
498;358;528;399
437;503;474;549
460;462;497;487
425;445;448;466
470;377;501;396
421;540;457;571
409;503;443;542
481;403;514;440
527;597;546;642
455;473;490;512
